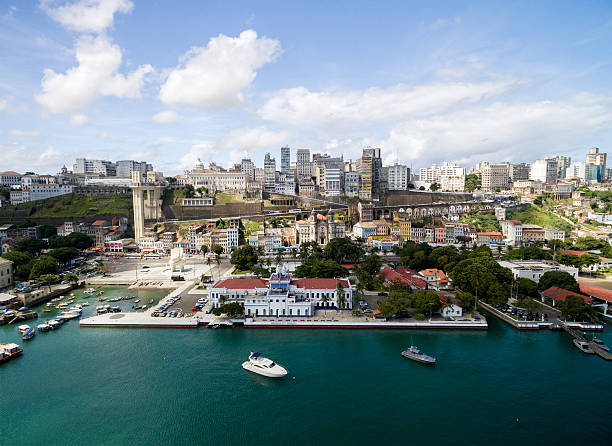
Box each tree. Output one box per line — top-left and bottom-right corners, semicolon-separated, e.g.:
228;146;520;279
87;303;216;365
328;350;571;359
201;245;209;255
206;256;213;277
294;257;348;278
429;182;440;191
215;254;221;280
378;288;411;317
412;290;441;315
184;184;195;198
336;283;346;311
275;248;284;266
464;173;481;192
324;238;364;264
2;251;33;267
230;245;258;271
64;273;79;285
15;237;48;255
212;245;224;256
321;293;330;316
557;295;597;322
419;186;425;191
517;278;538;298
49;247;80;265
29;255;58;279
449;256;512;304
299;241;322;260
211;302;245;317
38;274;59;292
39;224;57;238
456;291;476;310
537;271;580;293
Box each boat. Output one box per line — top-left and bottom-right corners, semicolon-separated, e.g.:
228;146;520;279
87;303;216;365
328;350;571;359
573;339;594;354
84;288;96;294
42;309;52;313
81;302;89;306
401;346;436;364
110;306;121;313
134;299;140;304
37;323;50;332
1;343;23;364
47;320;61;330
46;302;55;307
96;291;104;296
58;312;79;320
56;304;68;310
98;297;106;301
133;305;143;310
591;337;610;352
96;306;108;314
22;327;36;340
17;325;31;334
241;352;288;378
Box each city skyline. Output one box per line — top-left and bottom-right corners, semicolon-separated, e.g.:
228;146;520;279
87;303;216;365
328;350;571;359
1;1;612;175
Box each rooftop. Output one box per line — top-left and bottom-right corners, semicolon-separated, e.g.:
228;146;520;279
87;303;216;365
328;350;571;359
213;278;269;290
291;278;349;289
578;281;612;302
540;286;592;303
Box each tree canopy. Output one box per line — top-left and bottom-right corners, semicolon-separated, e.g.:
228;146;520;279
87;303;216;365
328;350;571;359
537;270;580;293
15;238;48;255
294;257;348;278
211;302;245;317
1;251;33;267
49;247;80;265
412;290;441;313
230;245;258;271
449;256;512;305
47;232;93;250
323;238;364;264
29;255;59;279
557;295;597;321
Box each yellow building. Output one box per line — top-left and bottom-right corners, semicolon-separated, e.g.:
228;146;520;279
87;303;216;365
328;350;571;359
0;257;13;289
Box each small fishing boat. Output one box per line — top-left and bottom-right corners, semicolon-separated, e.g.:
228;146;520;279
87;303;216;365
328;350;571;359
134;299;140;304
17;325;31;334
37;323;50;332
42;309;52;313
81;302;89;306
401;346;436;365
110;306;121;313
47;320;61;330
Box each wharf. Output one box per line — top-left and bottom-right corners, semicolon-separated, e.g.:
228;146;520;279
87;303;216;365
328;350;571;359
560;322;612;361
244;318;488;329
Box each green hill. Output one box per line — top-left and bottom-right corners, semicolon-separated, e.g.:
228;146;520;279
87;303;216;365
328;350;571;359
0;193;132;218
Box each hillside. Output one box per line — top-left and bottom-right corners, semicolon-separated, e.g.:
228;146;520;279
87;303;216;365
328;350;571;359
507;204;574;234
0;193;132;219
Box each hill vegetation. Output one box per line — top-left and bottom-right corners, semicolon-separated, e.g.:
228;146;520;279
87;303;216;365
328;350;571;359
0;193;132;218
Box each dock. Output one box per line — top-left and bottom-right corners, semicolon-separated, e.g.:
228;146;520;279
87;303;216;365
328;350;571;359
559;322;612;361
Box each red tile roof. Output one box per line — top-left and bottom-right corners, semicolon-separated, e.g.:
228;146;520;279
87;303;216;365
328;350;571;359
292;278;349;289
560;250;611;261
540;286;592;303
578;282;612;302
92;220;107;226
213;278;268;289
391;267;428;289
478;232;503;237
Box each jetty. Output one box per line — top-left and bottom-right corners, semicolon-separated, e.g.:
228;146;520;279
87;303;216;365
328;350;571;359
559;322;612;361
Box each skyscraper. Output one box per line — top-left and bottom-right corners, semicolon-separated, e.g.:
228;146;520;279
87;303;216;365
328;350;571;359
263;153;276;193
358;147;382;200
280;147;291;175
586;147;607;182
296;149;312;179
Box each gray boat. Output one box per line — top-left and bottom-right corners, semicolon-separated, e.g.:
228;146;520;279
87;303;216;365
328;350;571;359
573;339;594;354
402;346;436;364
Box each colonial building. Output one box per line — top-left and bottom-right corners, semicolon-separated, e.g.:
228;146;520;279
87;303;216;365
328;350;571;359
209;268;353;317
295;211;345;245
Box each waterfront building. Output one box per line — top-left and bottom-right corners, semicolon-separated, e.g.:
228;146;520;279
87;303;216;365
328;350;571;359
295;211;345;245
539;286;591;308
497;260;579;282
0;257;13;289
529;158;558;184
263;153;276;193
280;147;291;174
209;269;353;316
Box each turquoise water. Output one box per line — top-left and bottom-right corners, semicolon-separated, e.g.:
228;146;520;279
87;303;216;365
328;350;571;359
1;291;611;446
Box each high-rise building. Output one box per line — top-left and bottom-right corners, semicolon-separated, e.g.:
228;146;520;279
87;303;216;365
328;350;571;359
263;153;276;193
510;163;530;181
566;162;586;181
296;149;312;179
344;171;359;197
280;147;291;175
586;147;606;182
73;158;116;176
481;164;511;192
240;159;255;181
386;164;410;191
552;156;571;178
357;147;382;200
529;159;558;184
116;160;152;178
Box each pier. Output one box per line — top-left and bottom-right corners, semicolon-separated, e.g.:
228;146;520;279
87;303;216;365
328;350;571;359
559;322;612;361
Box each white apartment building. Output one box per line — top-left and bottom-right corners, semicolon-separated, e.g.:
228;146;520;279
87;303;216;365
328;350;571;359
386;164;410;191
116;160;152;178
0;171;22;186
10;184;73;205
296;149;313;179
184;159;247;193
498;260;578;283
73;158;116;176
566;162;586;181
420;163;464;187
323;167;342;196
441;175;465;192
530;158;558;184
500;220;523;246
481;164;510;191
240;159;255;181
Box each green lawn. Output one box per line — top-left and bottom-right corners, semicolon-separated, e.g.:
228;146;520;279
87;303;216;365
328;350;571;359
507;205;574;234
242;219;263;236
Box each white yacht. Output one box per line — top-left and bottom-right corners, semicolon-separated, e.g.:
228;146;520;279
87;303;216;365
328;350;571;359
17;324;31;334
573;339;594;354
242;352;288;378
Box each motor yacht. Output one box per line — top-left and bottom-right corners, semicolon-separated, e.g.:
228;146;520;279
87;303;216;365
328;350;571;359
573;339;594;354
401;346;436;364
22;327;36;340
47;320;61;330
241;352;288;378
17;324;31;334
37;323;50;332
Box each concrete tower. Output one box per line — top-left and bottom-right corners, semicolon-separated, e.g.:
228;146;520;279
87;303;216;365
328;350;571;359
131;171;164;242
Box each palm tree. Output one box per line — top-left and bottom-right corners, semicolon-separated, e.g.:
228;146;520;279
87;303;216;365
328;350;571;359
206;256;212;279
215;254;221;280
275;248;284;267
321;294;330;317
336;283;346;313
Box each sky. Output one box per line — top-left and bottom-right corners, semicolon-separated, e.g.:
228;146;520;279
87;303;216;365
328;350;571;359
1;0;612;176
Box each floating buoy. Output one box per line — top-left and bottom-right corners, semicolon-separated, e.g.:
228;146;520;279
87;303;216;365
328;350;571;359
292;377;296;380
164;356;167;360
516;418;519;423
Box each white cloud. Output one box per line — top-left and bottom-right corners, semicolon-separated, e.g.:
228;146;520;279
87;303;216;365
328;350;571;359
383;93;612;167
257;79;521;125
159;29;281;109
36;34;153;114
216;126;289;150
0;142;63;173
179;142;215;171
41;0;133;34
70;112;90;125
0;98;8;111
8;129;41;137
152;110;182;124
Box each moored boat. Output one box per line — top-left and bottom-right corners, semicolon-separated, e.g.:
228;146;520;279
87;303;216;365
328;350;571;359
401;346;436;364
573;339;594;354
1;343;23;364
47;320;61;330
241;352;288;378
37;323;50;332
591;337;610;352
22;327;36;340
17;325;30;334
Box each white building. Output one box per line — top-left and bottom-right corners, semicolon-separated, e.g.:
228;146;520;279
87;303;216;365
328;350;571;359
184;159;247;193
441;303;463;318
530;158;558;184
323;167;342;196
500;220;523;246
10;184;73;205
209;270;353;317
481;164;510;191
352;222;377;239
264;153;276;193
497;260;578;283
386;164;410;191
73;158;116;176
240;159;255;181
544;227;566;241
440;174;465;192
566;162;586;181
296;149;313;179
0;171;22;187
116;160;152;178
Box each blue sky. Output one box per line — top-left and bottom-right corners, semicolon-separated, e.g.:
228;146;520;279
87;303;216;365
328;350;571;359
1;0;611;175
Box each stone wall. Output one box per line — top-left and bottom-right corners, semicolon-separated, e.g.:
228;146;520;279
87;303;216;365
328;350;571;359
384;190;473;206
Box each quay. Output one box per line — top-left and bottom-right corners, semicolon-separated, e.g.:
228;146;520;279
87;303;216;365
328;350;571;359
559;322;612;361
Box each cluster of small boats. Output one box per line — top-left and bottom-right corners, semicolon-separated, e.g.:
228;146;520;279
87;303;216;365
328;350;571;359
573;337;610;354
18;305;84;339
97;295;136;302
96;305;122;314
